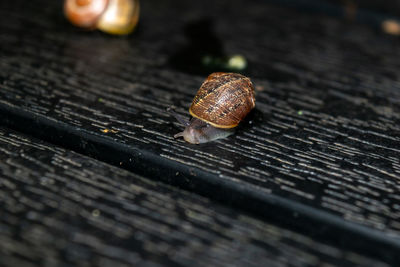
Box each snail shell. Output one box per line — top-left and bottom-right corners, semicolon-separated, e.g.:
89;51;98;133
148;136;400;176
190;72;255;128
64;0;109;28
64;0;140;35
97;0;140;35
172;72;255;144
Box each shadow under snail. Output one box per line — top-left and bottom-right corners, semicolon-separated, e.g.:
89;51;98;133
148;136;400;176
64;0;140;35
170;72;255;144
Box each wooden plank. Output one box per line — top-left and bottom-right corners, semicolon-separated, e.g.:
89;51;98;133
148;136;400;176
1;0;400;260
265;0;400;24
0;127;389;266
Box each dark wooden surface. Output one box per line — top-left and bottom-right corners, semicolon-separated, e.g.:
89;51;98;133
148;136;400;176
1;0;400;265
1;127;390;267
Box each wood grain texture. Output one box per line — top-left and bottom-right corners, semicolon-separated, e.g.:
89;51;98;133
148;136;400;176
1;0;400;260
0;127;389;267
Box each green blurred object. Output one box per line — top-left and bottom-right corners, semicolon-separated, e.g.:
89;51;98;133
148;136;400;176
202;54;247;72
227;55;247;71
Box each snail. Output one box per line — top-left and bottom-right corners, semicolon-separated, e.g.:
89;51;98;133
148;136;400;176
64;0;140;35
170;72;255;144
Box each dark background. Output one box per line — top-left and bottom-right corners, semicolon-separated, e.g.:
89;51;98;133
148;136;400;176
1;0;400;266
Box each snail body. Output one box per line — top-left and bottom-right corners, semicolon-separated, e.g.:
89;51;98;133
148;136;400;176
174;117;235;144
64;0;139;35
172;72;255;144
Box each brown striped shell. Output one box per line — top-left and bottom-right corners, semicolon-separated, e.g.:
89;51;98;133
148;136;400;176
189;72;255;129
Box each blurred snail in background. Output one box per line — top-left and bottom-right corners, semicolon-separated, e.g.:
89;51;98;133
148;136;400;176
64;0;140;35
170;72;255;144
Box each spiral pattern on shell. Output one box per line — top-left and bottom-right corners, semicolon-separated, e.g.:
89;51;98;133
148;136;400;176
189;72;255;129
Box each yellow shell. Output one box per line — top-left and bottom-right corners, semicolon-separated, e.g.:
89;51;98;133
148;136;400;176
97;0;140;35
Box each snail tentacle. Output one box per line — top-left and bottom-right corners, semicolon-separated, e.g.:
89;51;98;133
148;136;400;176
167;107;190;126
171;72;255;144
